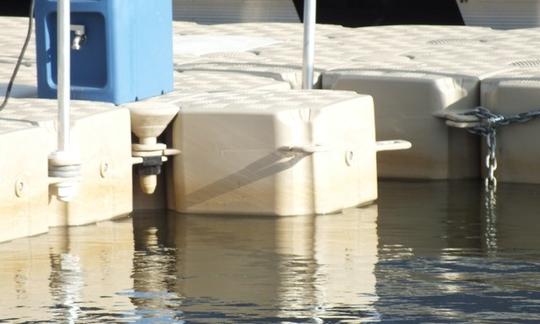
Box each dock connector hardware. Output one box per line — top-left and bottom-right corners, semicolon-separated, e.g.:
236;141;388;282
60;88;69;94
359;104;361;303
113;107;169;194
126;102;180;194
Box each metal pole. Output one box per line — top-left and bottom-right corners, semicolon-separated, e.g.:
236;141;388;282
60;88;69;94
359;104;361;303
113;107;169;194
49;0;80;202
302;0;316;89
58;0;70;151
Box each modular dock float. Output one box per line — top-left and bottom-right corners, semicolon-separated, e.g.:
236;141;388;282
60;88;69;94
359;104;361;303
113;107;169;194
3;16;540;242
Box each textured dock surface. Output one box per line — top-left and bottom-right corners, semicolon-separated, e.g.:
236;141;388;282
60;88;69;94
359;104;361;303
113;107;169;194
3;18;540;178
2;17;540;241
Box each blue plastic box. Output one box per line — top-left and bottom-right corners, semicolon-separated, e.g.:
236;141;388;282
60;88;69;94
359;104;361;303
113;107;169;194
35;0;174;105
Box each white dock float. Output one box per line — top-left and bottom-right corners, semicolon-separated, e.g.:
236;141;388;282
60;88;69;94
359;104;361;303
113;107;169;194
173;70;290;93
0;99;132;231
172;22;354;88
5;13;540;242
0;121;49;242
167;90;378;216
176;55;310;89
321;26;511;179
173;21;345;42
323;63;486;180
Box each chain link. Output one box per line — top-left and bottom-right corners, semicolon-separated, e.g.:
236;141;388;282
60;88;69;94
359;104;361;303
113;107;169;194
456;106;540;192
441;106;540;255
484;129;497;191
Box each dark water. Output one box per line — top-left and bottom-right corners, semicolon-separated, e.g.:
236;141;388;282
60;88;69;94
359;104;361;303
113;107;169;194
1;180;540;323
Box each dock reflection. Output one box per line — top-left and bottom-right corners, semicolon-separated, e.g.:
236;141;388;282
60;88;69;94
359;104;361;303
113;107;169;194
377;180;540;258
0;219;135;323
377;180;482;257
131;206;379;322
486;183;540;255
375;180;540;322
0;180;539;322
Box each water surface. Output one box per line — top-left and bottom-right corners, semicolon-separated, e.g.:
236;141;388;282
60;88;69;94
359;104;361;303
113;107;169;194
1;180;539;323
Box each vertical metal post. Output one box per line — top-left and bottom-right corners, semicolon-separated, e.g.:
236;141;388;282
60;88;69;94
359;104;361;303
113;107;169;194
50;0;80;203
58;0;70;151
302;0;316;89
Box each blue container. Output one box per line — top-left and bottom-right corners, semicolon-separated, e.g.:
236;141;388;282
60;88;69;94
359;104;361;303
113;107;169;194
35;0;174;105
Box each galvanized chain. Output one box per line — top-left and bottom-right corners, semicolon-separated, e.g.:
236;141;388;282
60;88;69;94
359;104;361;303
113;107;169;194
478;114;498;254
440;106;540;255
484;129;497;191
453;106;540;192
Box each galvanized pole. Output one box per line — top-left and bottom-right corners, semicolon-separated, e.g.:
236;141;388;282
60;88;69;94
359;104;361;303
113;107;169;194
58;0;70;151
302;0;316;89
50;0;80;203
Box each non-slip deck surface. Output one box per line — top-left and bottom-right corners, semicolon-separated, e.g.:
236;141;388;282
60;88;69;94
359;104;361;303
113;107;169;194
1;17;540;182
0;17;537;102
173;70;290;93
0;98;116;125
164;89;366;111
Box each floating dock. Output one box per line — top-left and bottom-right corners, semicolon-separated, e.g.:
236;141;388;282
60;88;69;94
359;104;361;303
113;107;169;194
2;17;540;242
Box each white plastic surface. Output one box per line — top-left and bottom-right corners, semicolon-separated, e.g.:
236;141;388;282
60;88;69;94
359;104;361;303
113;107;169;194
173;35;278;56
169;90;378;216
0;98;133;227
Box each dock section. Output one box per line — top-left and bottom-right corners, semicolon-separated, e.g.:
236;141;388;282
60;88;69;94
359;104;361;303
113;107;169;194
0;99;132;241
3;17;540;241
0;120;49;242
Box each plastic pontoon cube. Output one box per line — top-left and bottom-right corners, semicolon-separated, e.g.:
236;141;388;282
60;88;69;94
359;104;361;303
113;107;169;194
0;98;133;227
168;90;378;216
0;123;49;243
35;0;173;105
323;70;481;180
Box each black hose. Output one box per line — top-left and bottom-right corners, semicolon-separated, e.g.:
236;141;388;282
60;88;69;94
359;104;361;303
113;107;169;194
0;0;36;112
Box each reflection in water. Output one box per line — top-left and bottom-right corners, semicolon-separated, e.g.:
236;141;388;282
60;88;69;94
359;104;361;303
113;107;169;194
130;207;379;322
483;185;498;256
377;181;482;257
376;181;540;322
0;181;539;322
129;213;182;322
0;219;136;323
48;230;84;324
